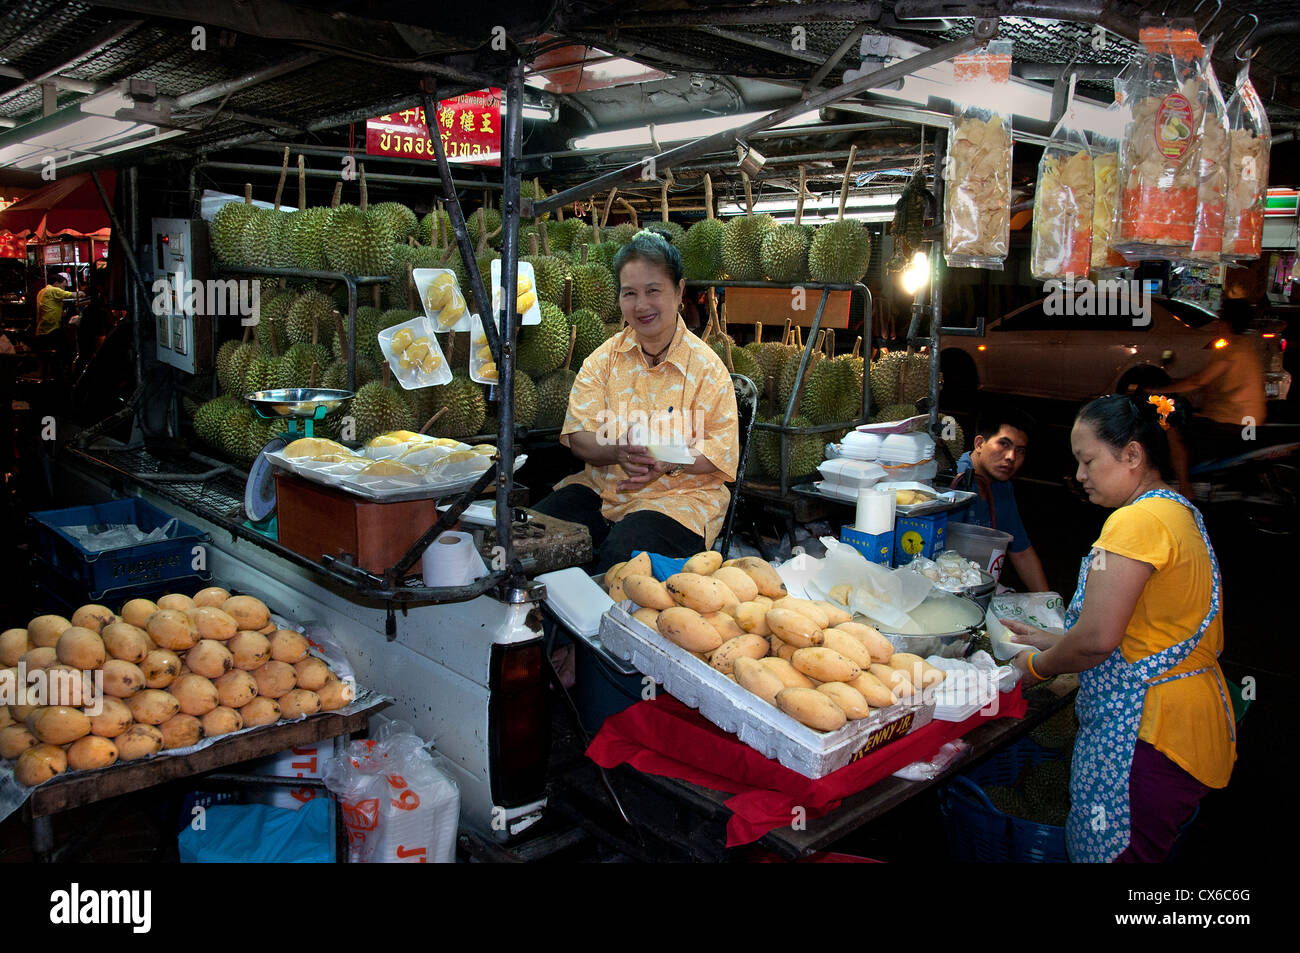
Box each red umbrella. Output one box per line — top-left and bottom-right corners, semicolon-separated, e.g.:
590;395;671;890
0;171;116;240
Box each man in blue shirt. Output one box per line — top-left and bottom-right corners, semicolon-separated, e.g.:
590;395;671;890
950;406;1049;592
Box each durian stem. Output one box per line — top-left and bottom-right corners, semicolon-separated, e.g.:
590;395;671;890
580;243;589;266
617;197;638;227
297;154;307;211
372;285;382;309
539;219;551;255
529;233;539;256
741;169;754;216
273;146;289;210
241;324;251;344
309;360;320;388
661;180;670;222
837;145;857;221
358;164;369;211
796;165;807;226
555;202;565;223
563;325;577;372
704;173;715;221
331;309;349;364
852;335;862;360
330;182;342;209
600;188;617;229
532;177;542;218
753;321;762;345
382;362;392;388
269;321;280;358
419;407;447;435
590;202;601;244
705;289;718;339
243;183;253;205
476;209;489;253
563;276;573;314
406;262;416;311
311;312;318;347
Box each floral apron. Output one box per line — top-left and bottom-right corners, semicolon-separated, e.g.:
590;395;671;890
1065;489;1234;862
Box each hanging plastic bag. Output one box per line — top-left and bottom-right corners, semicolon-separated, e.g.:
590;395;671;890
1116;18;1211;260
943;40;1013;270
1222;58;1271;261
1030;75;1094;281
1187;37;1230;263
1090;66;1135;274
322;718;460;863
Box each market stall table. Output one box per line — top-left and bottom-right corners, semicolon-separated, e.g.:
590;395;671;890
20;699;389;863
574;679;1073;861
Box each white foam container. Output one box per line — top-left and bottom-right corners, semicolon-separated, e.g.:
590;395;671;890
598;604;934;779
840;431;884;460
878;432;934;465
817;458;886;488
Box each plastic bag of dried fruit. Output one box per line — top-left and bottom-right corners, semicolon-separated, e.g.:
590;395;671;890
1030;74;1094;281
1222;56;1271;261
1187;37;1230;263
1089;65;1136;274
1115;17;1208;260
943;40;1013;270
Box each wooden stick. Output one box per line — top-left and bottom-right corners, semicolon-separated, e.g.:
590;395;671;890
796;165;807;226
273;146;289;210
419;407;447;435
704;173;715;220
331;309;349;364
241;324;251;343
837;145;857;221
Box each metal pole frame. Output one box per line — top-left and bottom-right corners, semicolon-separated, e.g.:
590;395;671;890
928;128;947;439
528;21;997;219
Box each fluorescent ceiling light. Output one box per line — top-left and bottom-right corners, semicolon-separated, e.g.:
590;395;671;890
522;102;556;122
720;191;903;216
571;109;821;151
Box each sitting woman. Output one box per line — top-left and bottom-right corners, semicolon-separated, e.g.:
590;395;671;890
1001;394;1236;863
531;226;739;573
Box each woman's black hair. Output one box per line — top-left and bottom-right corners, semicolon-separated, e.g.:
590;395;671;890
1075;393;1184;481
612;224;683;286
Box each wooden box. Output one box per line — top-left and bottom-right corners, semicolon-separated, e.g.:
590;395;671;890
724;286;851;329
273;471;446;576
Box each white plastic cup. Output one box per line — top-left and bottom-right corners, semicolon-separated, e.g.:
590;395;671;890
855;487;895;535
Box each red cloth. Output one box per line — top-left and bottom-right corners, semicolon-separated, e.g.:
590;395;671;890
587;686;1028;847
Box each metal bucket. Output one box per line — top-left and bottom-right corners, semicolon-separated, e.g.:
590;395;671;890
858;591;985;659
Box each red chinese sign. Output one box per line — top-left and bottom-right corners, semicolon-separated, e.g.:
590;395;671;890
366;88;502;166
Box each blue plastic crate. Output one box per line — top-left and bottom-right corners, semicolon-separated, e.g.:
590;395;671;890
938;735;1070;863
29;498;211;601
32;558;212;616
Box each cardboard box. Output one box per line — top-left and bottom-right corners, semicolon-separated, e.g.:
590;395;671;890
893;512;947;566
724;286;851;329
839;526;895;566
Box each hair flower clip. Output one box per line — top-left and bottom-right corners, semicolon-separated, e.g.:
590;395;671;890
1148;394;1175;430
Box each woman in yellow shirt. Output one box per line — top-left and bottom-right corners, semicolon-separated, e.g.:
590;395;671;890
1001;393;1236;863
531;227;739;573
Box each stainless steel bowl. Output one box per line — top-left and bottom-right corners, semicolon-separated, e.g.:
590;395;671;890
856;591;985;659
245;388;353;419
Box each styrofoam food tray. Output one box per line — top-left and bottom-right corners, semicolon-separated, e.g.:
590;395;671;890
598;604;934;779
413;267;476;333
490;259;541;326
378;313;451;390
267;448;526;502
888;482;976;517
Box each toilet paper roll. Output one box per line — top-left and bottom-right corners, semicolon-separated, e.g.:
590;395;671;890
422;531;477;587
855;486;896;536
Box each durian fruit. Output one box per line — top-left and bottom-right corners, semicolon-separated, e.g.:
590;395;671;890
242;351;274;395
286;289;334;349
984;786;1031;819
566;307;606;369
517;302;569;378
321;355;380;391
745;321;795;400
776;328;825;415
870;349;931;408
221;406;255;459
752;414;823;482
535;328;579;429
215;339;243;394
331;305;384;361
1020;760;1072;827
681;219;726;280
287;207;330;271
419;209;451;247
519;178;552;221
525;254;570;307
239;206;284;270
482;372;538;433
651;220;685;247
386;242;417;309
1029;704;1078;750
571;245;618;321
760;223;810;283
321;167;394;276
939;415;966;464
606;222;639;246
372;202;418;243
586;241;620;276
721;172;776;281
192;395;240;449
210;192;258;266
351;378;417;444
255;289;295;354
467;207;503;250
423;372;487;440
224;341;263;397
804;332;863;426
550;218;591;254
275;342;330;389
729;341;762;388
871;402;924;425
807;147;872;284
243;416;288;464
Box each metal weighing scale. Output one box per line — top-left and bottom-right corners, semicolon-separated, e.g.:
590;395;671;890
242;388;354;538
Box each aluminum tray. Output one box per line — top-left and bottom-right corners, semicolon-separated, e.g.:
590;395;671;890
598;604;934;779
266;449;527;503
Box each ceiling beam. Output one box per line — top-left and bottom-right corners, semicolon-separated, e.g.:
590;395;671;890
0;19;144;108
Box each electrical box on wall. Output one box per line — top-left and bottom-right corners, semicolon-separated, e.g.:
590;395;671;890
151;217;213;375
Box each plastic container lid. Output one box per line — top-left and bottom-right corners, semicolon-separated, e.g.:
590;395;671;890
877;432;934;465
841;431;883;460
817;458;886;488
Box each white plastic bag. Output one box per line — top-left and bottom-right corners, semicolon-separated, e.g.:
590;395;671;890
986;592;1066;661
811;538;933;632
322;718;460;863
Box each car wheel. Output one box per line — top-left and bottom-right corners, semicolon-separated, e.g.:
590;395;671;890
1116;367;1171;398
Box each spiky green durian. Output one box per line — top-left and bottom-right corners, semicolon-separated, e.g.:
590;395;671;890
807;219;871;284
681;218;727;280
721;214;777;280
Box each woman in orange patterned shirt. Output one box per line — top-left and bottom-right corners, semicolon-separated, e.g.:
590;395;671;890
531;227;739;573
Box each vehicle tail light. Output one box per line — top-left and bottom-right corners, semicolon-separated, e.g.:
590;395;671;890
488;640;549;811
1212;338;1228;350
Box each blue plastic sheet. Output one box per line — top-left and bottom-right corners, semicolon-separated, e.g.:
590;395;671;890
177;798;334;863
636;551;688;582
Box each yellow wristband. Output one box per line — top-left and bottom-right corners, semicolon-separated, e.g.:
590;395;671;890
1027;652;1046;680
